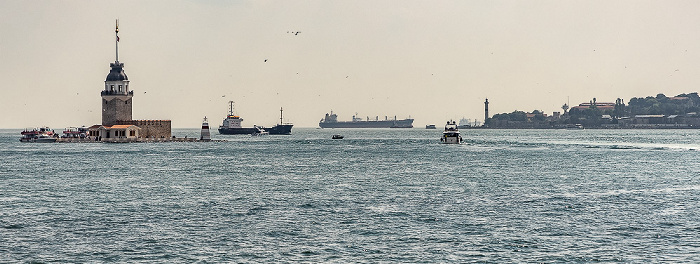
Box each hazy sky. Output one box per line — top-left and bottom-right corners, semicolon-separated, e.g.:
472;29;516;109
2;0;700;128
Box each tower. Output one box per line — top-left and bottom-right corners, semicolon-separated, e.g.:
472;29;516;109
101;19;133;126
484;98;489;123
200;116;211;141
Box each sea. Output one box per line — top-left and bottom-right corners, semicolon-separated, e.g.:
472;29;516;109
1;128;699;263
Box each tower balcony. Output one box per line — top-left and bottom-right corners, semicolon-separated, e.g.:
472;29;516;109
101;90;134;96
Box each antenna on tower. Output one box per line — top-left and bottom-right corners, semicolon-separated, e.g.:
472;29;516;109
115;19;120;63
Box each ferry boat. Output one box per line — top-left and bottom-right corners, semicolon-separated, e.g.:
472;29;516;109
440;120;462;144
62;127;88;138
20;127;57;143
425;124;437;129
218;101;293;135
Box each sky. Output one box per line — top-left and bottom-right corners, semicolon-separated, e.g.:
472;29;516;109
2;0;700;128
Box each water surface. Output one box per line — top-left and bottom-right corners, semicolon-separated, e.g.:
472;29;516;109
1;128;699;262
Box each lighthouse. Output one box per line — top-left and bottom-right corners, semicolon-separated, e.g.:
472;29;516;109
200;117;211;141
101;19;133;126
484;98;489;124
90;20;172;141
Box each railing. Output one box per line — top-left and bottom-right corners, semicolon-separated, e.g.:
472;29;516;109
101;90;134;96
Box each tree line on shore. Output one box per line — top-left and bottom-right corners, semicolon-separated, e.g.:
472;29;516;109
486;92;700;128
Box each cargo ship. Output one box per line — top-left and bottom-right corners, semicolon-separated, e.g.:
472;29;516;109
318;112;414;128
218;101;293;135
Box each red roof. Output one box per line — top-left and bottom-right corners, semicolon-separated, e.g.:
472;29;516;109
110;125;138;129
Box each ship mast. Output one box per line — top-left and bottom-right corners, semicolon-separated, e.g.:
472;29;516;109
280;107;283;125
228;101;234;116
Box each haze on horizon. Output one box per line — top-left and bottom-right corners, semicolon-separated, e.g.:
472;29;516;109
2;0;700;128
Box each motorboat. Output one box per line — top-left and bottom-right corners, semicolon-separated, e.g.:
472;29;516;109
251;126;269;136
440;120;462;144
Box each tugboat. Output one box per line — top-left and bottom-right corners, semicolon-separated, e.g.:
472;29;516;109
218;101;293;135
440;120;462;144
20;127;57;143
331;134;344;139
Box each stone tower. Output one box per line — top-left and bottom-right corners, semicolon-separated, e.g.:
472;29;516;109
484;98;489;123
101;20;133;126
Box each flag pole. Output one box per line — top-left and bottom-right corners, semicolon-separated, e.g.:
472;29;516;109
115;19;119;63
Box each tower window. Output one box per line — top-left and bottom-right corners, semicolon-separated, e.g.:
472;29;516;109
119;85;122;92
110;85;114;91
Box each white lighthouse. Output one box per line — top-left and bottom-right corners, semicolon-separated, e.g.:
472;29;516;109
200;116;211;141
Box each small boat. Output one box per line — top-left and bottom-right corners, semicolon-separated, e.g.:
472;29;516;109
440;120;462;144
332;134;344;139
251;126;269;136
425;124;436;129
20;127;57;142
566;124;584;130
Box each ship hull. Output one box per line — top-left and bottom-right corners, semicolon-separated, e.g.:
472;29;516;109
319;119;414;128
264;124;293;135
218;124;293;135
218;127;258;135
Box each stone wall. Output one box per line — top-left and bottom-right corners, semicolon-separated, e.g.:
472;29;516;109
102;95;133;126
117;120;171;138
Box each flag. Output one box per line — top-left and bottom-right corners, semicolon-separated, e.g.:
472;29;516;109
117;36;120;42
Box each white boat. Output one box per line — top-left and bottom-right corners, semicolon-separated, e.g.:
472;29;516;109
251;126;269;136
440;120;462;144
62;127;88;138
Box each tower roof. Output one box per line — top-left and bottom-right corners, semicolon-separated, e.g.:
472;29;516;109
106;62;128;82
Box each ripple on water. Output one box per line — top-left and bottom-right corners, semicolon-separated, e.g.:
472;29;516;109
1;128;700;262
